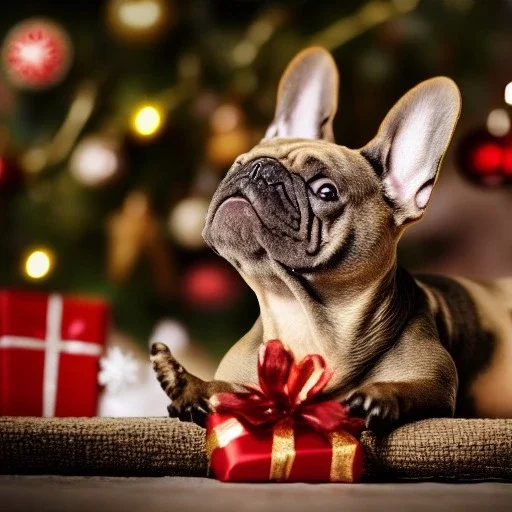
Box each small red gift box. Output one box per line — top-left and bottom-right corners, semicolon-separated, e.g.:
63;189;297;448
206;340;365;483
0;290;110;417
207;413;363;482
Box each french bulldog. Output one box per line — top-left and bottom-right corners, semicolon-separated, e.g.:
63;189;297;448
151;47;512;432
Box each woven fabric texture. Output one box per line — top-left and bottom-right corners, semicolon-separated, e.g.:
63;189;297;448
1;417;511;481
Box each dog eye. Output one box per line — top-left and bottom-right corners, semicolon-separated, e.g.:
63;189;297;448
309;178;339;201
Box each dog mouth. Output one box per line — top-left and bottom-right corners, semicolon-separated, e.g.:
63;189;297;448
217;195;251;209
213;195;256;226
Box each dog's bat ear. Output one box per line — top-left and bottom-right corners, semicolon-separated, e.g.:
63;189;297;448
264;47;339;142
361;77;461;226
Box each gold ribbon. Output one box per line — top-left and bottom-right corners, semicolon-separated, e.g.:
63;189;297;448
329;431;358;482
205;417;245;460
269;423;295;481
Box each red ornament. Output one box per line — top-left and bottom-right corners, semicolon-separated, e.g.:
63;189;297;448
457;128;512;187
472;143;502;174
182;261;242;310
2;18;72;89
503;148;512;175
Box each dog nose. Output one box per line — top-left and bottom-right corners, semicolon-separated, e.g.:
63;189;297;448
244;157;292;188
249;161;262;181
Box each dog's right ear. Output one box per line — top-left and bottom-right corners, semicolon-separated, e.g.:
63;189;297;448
264;47;339;142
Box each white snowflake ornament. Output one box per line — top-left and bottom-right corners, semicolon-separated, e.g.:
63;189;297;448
98;346;140;394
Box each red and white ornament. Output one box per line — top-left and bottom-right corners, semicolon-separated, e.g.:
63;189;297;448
2;18;72;90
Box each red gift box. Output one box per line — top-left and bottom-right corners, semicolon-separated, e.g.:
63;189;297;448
206;340;365;483
0;290;110;417
207;413;363;483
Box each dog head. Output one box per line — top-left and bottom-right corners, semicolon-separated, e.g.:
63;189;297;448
203;47;461;285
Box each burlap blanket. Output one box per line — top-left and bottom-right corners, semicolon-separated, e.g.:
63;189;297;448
1;417;511;481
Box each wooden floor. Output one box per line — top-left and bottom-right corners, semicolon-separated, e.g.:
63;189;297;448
1;476;512;512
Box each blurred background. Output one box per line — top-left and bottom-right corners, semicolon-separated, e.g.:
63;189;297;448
0;0;511;413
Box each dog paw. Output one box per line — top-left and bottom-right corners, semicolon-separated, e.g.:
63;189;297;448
344;383;401;434
150;342;210;427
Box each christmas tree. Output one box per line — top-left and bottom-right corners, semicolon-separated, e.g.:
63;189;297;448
0;0;510;358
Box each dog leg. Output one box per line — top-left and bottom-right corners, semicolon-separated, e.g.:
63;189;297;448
150;342;237;427
344;380;455;434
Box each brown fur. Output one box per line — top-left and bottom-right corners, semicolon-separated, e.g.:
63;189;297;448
150;48;512;432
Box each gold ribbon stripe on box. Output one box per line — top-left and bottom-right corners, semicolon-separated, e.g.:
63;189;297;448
269;423;295;480
330;431;358;482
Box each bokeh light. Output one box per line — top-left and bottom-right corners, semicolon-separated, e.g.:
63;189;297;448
24;249;53;279
168;197;209;249
472;143;502;173
182;262;242;310
70;136;120;186
131;104;163;137
505;82;512;106
486;109;511;137
105;0;172;43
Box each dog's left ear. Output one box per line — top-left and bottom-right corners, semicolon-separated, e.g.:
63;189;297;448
361;77;461;225
265;47;339;142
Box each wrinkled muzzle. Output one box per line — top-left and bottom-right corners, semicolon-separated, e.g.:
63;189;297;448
203;157;322;269
238;157;306;240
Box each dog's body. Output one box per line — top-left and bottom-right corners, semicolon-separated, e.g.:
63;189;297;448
151;48;512;431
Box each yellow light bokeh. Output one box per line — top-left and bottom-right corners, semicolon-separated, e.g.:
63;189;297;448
131;105;163;137
106;0;172;43
24;249;53;280
118;0;162;30
505;82;512;106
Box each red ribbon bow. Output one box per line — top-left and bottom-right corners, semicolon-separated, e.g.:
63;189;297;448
212;339;365;437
